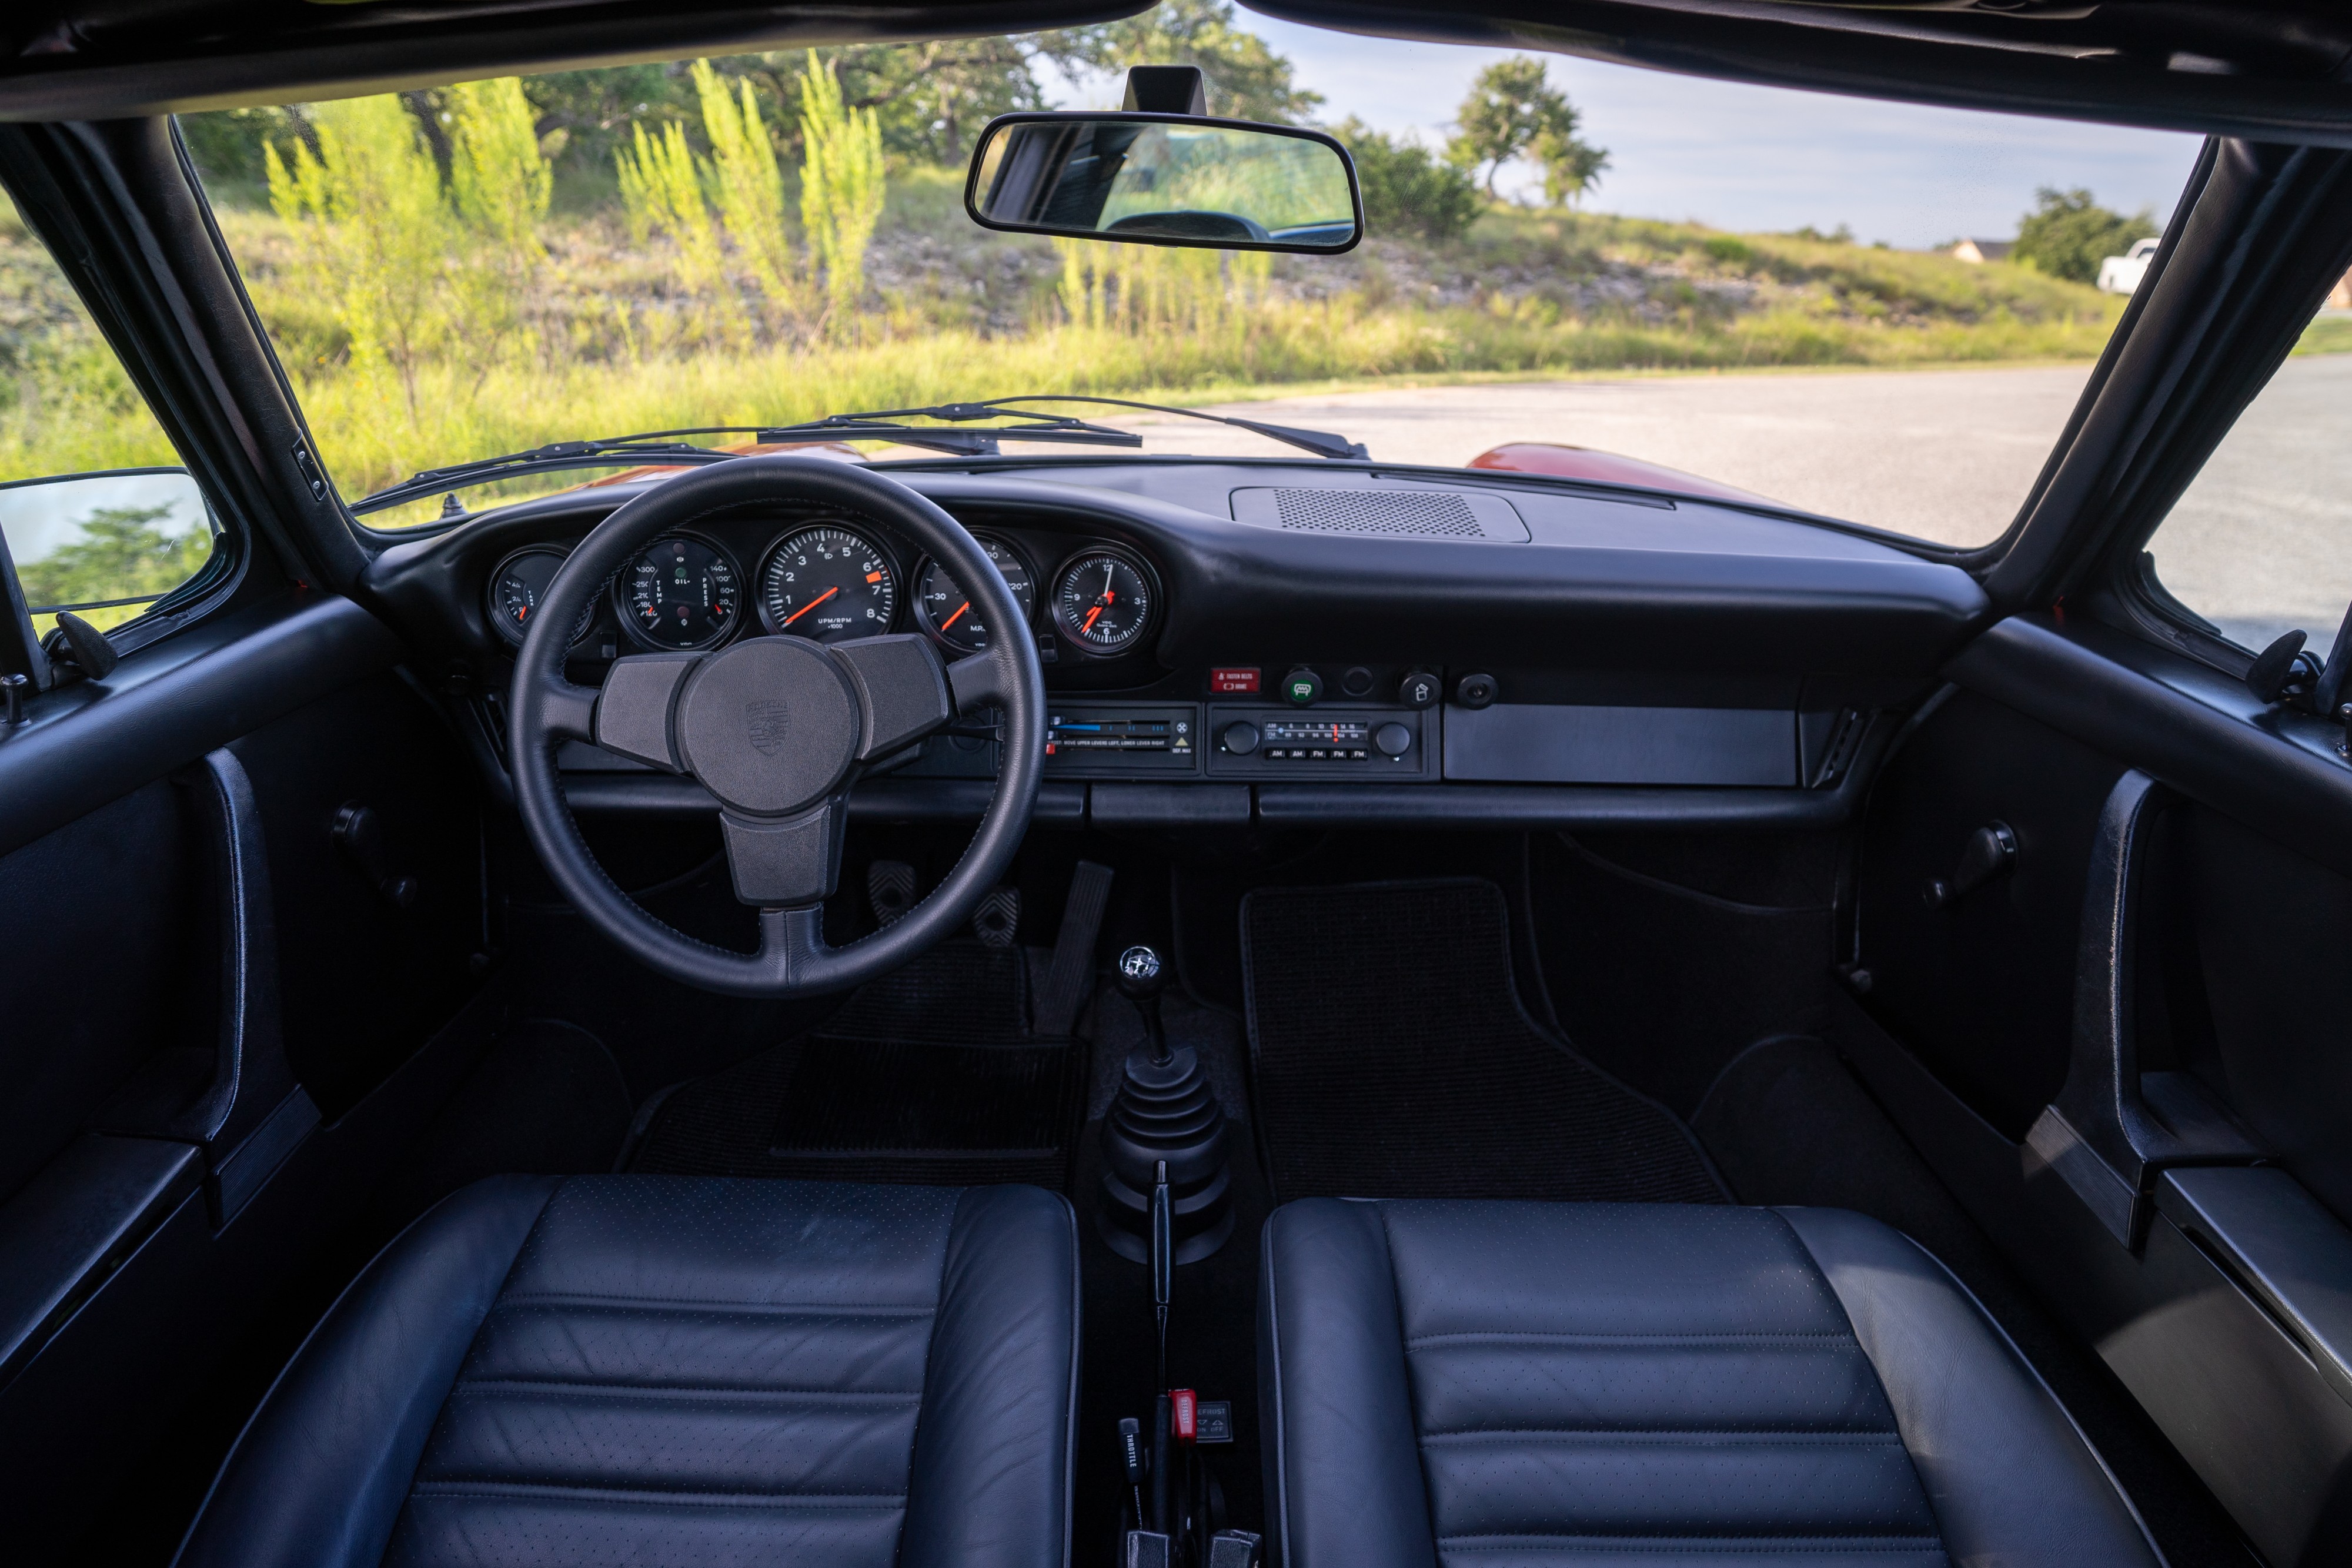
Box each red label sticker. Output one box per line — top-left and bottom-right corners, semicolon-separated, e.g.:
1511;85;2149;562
1211;667;1259;693
1172;1389;1198;1442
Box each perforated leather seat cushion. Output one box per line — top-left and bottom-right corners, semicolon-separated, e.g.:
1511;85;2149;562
1258;1199;2161;1568
173;1175;1079;1568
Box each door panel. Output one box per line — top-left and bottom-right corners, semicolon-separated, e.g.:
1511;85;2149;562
0;594;489;1555
1852;613;2352;1566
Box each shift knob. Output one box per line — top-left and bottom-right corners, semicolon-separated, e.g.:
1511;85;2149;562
1115;945;1168;1002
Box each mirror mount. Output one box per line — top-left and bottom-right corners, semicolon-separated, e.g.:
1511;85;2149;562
1124;65;1206;116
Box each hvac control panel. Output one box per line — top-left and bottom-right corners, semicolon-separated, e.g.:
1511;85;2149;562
1043;706;1199;775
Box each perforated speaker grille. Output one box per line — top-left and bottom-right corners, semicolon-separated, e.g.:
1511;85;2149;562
1273;488;1482;536
1228;486;1528;540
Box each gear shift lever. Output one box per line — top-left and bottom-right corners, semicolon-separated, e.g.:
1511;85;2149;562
1117;944;1172;1066
1098;945;1233;1262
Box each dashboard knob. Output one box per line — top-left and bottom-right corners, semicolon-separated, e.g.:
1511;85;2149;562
1398;670;1441;709
1222;721;1261;755
1281;667;1322;706
1374;723;1412;757
1455;673;1498;709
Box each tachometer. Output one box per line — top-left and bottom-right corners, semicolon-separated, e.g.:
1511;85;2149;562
915;534;1035;653
1051;548;1153;656
615;533;741;650
760;525;898;643
486;545;594;650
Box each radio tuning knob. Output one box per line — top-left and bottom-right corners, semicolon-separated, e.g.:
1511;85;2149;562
1222;721;1261;755
1375;723;1412;757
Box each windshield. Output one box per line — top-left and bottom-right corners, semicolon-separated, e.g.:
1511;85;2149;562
169;3;2199;541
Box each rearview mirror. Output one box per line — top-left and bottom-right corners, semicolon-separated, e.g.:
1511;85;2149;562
966;113;1362;254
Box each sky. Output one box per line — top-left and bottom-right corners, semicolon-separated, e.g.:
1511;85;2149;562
1062;16;2206;250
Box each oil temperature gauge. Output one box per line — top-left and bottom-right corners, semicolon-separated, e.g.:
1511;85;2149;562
1052;549;1152;656
486;545;594;649
616;533;741;650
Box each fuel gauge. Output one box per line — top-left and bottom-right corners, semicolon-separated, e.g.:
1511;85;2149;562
486;545;594;649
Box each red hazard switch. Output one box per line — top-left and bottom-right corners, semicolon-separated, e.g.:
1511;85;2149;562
1210;668;1259;694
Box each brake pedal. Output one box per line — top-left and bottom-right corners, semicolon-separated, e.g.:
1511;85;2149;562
868;861;917;926
971;885;1020;948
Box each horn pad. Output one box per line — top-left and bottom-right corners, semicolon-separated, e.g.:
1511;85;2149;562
676;637;860;815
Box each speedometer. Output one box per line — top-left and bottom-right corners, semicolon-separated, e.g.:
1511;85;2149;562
1051;548;1154;656
915;534;1035;653
760;525;898;643
614;533;741;650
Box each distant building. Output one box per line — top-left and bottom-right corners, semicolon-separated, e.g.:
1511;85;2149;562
1950;239;2014;264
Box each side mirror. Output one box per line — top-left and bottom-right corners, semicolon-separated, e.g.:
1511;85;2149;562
0;467;214;691
965;112;1362;254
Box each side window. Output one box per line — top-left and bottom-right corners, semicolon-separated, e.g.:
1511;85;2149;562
2141;280;2352;658
0;192;222;638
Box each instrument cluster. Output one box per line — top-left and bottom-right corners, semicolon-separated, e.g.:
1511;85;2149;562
482;514;1160;663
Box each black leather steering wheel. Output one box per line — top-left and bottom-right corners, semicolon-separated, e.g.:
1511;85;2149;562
507;456;1044;998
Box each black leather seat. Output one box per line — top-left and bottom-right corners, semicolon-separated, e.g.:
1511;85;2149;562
1259;1199;2161;1568
174;1174;1078;1568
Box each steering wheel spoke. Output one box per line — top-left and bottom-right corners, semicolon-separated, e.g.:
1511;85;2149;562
593;651;702;769
720;796;847;908
948;648;1013;713
831;633;955;760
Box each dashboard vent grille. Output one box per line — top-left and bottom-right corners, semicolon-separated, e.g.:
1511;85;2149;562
1228;486;1529;541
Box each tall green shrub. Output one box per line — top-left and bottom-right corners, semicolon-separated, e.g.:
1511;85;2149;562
797;53;886;333
616;120;733;327
266;95;450;412
693;61;798;323
447;78;552;358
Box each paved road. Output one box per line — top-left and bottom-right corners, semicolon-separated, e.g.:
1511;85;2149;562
979;360;2348;656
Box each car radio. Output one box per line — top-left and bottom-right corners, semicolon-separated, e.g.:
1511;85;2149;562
1204;708;1436;780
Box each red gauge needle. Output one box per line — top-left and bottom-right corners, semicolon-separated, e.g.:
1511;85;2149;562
1081;605;1104;634
783;587;838;626
941;601;970;631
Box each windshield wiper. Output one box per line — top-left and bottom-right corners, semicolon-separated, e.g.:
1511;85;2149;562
352;396;1362;517
350;414;1150;516
843;396;1368;461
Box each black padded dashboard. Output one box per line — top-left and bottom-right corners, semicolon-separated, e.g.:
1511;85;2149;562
360;455;1990;830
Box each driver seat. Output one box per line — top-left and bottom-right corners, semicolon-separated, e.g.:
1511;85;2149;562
172;1175;1079;1568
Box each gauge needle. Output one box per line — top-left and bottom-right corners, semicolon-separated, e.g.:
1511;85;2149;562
783;587;838;626
1081;605;1104;634
941;601;970;631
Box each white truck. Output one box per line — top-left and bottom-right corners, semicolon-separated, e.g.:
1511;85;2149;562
2097;236;2161;293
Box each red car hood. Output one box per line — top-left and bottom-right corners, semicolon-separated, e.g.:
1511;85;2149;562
1466;442;1776;507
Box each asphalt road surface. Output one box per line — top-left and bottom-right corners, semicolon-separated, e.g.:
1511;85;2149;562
983;359;2351;656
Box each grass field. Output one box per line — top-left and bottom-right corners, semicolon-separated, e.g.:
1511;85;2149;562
0;172;2159;526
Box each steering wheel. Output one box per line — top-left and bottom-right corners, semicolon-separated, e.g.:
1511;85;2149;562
506;456;1045;998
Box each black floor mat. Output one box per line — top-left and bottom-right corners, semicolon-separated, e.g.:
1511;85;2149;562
629;941;1086;1187
1242;878;1726;1204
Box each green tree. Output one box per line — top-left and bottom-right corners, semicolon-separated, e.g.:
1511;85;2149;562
791;39;1049;165
1446;56;1598;202
266;95;452;413
1534;125;1609;210
1331;119;1481;242
15;505;214;627
1042;0;1323;124
2013;188;2155;283
798;53;886;333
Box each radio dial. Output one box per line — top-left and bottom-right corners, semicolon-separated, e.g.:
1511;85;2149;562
1375;723;1413;757
1222;721;1261;755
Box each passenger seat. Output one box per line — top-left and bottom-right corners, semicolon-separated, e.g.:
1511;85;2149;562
1258;1199;2160;1567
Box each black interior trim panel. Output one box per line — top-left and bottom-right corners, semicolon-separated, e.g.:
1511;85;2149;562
1946;614;2352;880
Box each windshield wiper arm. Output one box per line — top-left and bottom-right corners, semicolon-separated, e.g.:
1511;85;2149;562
350;414;1151;515
918;395;1369;460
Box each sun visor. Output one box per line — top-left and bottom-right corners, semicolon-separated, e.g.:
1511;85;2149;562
1239;0;2352;151
0;0;1155;122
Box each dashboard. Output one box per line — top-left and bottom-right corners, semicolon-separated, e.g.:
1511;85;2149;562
362;456;1992;831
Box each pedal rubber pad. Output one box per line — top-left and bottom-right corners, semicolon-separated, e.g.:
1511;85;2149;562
868;860;917;926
